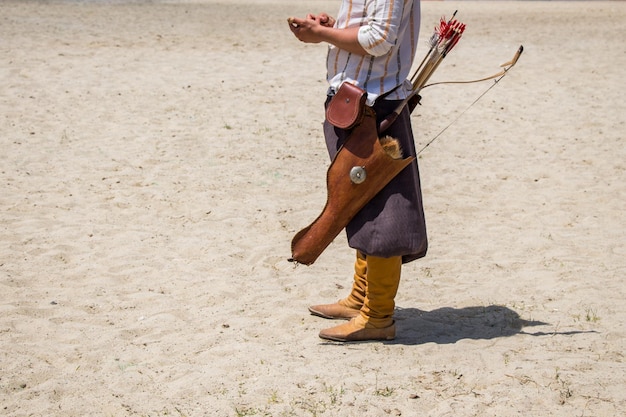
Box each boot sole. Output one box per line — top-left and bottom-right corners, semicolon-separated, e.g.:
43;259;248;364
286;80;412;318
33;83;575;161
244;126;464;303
318;323;396;342
319;333;395;342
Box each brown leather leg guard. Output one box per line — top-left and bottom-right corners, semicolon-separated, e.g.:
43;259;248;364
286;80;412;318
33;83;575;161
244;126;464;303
290;109;415;265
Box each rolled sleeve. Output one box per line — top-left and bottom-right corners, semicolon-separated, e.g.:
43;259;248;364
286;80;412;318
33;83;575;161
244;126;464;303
358;24;396;56
357;1;404;56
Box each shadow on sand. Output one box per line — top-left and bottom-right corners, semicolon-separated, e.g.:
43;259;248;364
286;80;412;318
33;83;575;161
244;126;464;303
389;305;594;345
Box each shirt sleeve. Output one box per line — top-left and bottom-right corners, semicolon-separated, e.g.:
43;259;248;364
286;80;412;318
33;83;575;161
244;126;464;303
357;0;405;57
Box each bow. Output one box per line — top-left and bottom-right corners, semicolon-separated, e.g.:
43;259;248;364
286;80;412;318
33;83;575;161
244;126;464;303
379;45;524;136
415;45;524;154
422;45;524;89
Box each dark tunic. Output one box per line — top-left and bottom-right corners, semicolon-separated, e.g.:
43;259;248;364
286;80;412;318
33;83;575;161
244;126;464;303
323;98;428;263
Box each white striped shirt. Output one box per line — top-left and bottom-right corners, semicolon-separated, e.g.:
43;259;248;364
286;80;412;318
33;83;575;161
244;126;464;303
327;0;421;105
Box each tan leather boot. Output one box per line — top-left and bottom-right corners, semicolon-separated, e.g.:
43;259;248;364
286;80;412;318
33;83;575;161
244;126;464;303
317;315;396;342
307;303;360;320
319;255;401;342
309;251;367;320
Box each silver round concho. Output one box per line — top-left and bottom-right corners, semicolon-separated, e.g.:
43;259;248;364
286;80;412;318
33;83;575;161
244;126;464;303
349;166;367;184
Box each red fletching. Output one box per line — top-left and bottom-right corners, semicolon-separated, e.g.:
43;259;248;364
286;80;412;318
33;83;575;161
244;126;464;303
411;11;466;90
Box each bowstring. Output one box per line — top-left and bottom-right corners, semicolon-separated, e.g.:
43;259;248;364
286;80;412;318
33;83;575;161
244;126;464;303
416;45;523;155
417;73;506;156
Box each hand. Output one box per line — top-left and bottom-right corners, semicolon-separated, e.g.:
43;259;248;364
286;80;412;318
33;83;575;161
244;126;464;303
287;15;322;44
316;13;336;28
288;13;367;55
287;13;335;44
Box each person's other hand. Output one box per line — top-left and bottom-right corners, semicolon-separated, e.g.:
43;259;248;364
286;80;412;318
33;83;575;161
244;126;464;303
316;13;336;28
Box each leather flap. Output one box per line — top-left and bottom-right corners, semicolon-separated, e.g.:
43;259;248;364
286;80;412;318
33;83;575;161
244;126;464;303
325;82;367;129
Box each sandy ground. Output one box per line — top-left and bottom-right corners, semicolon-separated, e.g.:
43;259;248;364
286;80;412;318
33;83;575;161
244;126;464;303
1;1;624;416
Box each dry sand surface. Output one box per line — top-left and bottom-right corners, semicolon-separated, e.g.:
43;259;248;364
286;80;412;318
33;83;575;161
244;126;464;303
1;0;624;416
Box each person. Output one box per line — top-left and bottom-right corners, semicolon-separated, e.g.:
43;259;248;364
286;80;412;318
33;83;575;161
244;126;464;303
288;0;427;342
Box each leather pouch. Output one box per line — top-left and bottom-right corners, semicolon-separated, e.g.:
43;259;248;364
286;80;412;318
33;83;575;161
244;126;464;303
325;82;367;130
